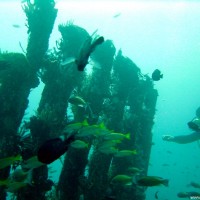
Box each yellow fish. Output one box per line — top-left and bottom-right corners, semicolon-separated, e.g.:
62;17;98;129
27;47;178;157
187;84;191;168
77;123;108;137
137;176;169;187
70;140;89;149
111;175;132;185
127;167;143;175
98;140;121;149
104;132;130;140
68;96;87;107
114;150;137;157
63;120;88;134
0;155;22;170
98;146;118;155
22;156;44;170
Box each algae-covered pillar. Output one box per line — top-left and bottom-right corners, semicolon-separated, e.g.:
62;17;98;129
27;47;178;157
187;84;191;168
37;23;88;133
81;40;116;122
109;50;158;200
99;50;141;200
0;53;38;200
23;0;58;68
54;24;91;200
81;40;116;200
15;1;58;200
18;23;88;200
126;75;158;200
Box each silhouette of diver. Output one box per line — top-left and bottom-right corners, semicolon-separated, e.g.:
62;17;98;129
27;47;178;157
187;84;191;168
163;107;200;144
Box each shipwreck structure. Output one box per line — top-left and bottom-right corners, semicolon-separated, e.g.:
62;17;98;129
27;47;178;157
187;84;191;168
0;0;157;199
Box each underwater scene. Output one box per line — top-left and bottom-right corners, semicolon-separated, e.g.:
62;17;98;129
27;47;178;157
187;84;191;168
0;0;200;199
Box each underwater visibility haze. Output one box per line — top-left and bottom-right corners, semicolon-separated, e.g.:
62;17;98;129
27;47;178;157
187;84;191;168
0;0;200;200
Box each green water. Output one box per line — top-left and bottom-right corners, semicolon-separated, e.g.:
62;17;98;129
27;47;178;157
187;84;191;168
1;1;200;199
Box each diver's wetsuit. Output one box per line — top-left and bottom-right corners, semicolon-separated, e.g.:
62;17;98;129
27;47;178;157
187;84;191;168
172;131;200;144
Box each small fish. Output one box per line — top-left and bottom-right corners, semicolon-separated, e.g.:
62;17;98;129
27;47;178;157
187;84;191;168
177;192;189;198
98;140;121;149
0;179;10;187
37;135;75;164
152;69;163;81
12;24;20;28
77;123;108;138
114;150;137;157
111;175;132;185
127;167;143;175
0;155;22;170
63;120;88;134
177;191;200;198
22;156;44;170
70;140;89;149
137;176;169;187
98;146;119;155
190;181;200;189
104;132;130;140
68;96;87;107
113;13;121;18
155;191;159;199
93;127;112;137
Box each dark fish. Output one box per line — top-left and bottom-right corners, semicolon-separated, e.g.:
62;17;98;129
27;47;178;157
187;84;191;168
76;36;104;71
37;135;75;164
155;191;159;199
137;176;169;187
12;24;20;28
187;191;200;196
90;36;104;52
190;181;200;189
113;13;121;18
0;155;21;170
177;191;200;198
152;69;163;81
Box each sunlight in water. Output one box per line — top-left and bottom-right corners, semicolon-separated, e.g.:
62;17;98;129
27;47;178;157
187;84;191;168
55;0;192;13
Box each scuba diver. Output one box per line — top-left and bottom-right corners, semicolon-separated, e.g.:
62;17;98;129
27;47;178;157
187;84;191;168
162;107;200;144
